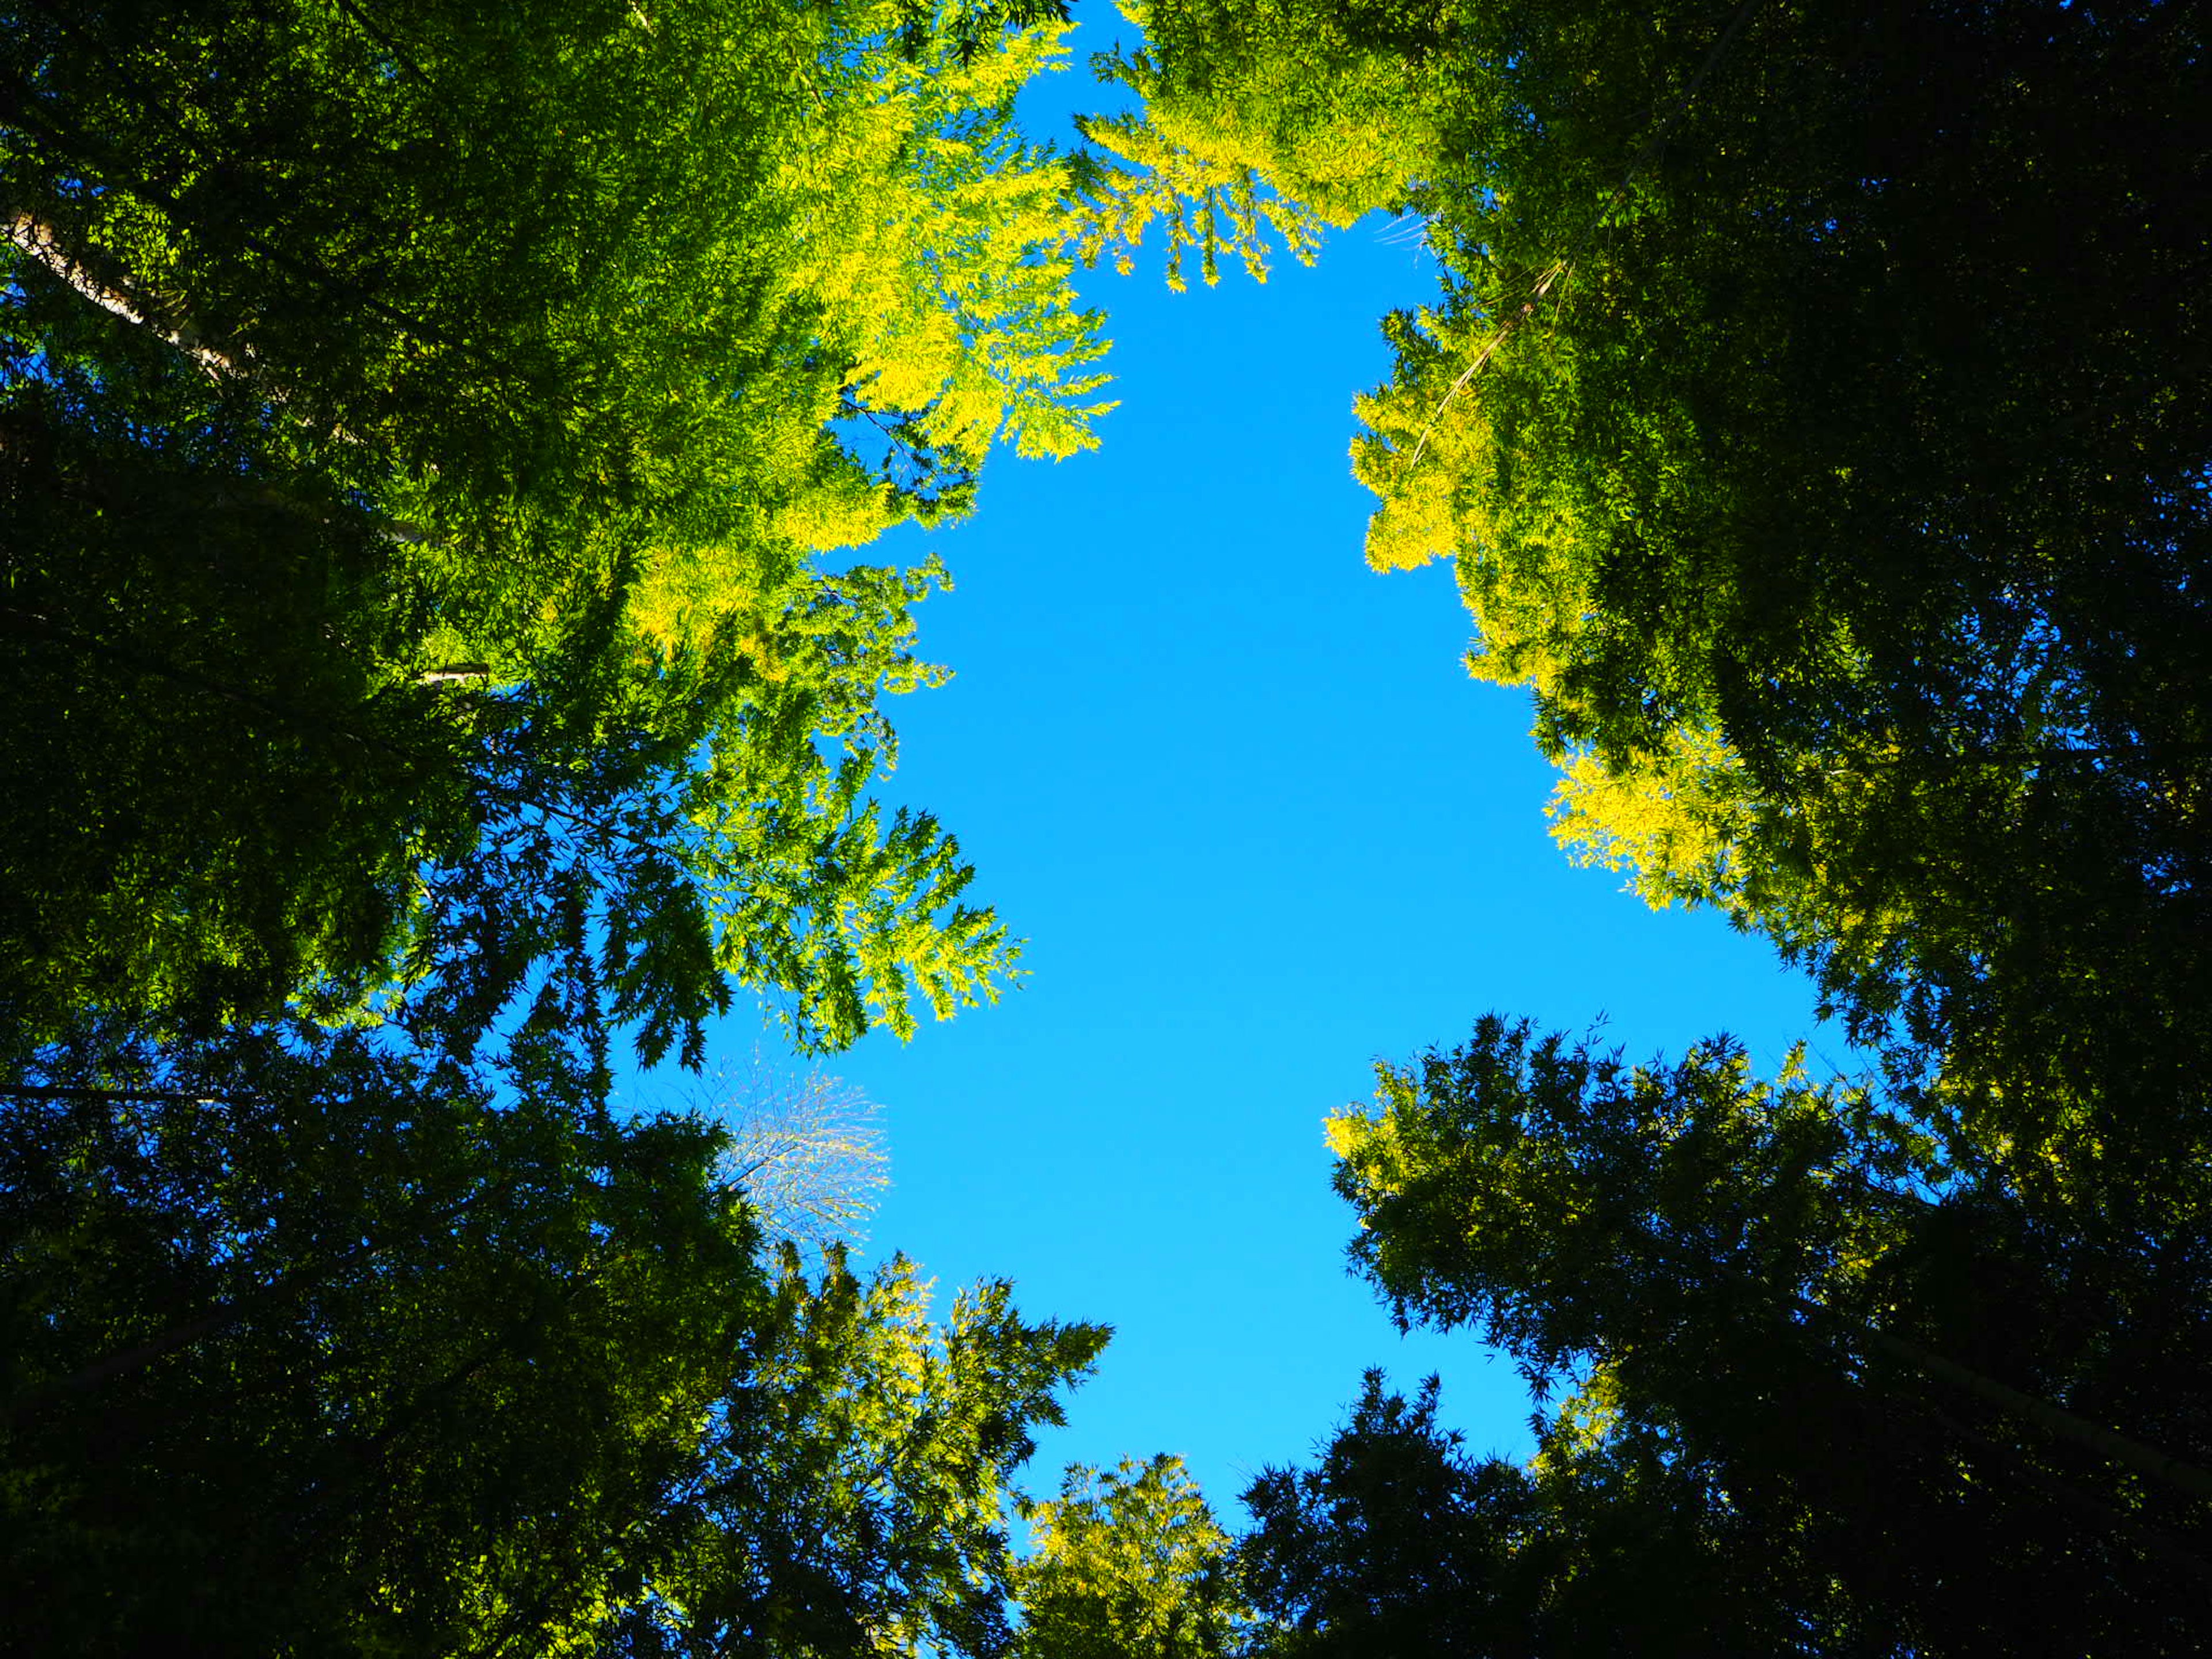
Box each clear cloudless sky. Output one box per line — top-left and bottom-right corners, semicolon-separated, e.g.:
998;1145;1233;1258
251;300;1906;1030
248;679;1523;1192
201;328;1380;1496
658;6;1845;1524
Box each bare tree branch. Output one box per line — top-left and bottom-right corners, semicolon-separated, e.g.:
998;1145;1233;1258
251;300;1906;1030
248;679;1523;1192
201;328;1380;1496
664;1053;889;1253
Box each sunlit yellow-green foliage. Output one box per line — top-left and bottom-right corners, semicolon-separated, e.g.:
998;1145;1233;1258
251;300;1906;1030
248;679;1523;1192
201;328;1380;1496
1;0;1112;1052
1082;0;1471;291
808;13;1112;457
442;0;1113;661
1544;722;1751;910
1016;1455;1246;1659
1104;0;1445;226
1348;282;1810;971
1073;0;1447;292
1525;1361;1628;1484
615;1;1115;643
1070;100;1323;293
1351;290;1589;693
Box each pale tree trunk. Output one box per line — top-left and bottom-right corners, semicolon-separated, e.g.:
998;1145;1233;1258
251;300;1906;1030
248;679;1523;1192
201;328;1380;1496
5;217;446;554
6;210;247;381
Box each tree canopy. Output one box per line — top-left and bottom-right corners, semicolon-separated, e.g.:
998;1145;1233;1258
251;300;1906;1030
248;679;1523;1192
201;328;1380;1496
9;0;2212;1652
2;0;1116;1059
1013;1455;1247;1659
1086;1;2212;1652
1;1016;1114;1657
2;4;1158;1653
1100;0;2212;1125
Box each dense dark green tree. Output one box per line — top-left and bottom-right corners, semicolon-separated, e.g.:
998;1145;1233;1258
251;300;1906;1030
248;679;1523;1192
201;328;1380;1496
1240;1371;1816;1657
1302;1017;2212;1655
2;0;1113;1057
0;368;455;1048
0;1014;1111;1658
0;1016;762;1654
1101;0;2212;1143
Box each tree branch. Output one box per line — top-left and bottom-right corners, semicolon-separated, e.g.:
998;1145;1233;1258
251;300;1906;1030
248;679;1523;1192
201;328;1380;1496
6;210;246;380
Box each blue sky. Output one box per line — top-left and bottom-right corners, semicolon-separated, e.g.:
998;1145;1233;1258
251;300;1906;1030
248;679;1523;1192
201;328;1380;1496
684;10;1838;1524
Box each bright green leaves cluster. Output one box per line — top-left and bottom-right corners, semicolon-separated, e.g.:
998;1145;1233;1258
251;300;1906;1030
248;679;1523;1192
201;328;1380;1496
1074;0;1427;292
694;760;1016;1055
1;0;1118;1058
804;4;1116;468
1071;0;1450;291
1014;1455;1248;1659
1067;101;1323;293
604;1243;1110;1657
1104;0;1448;224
